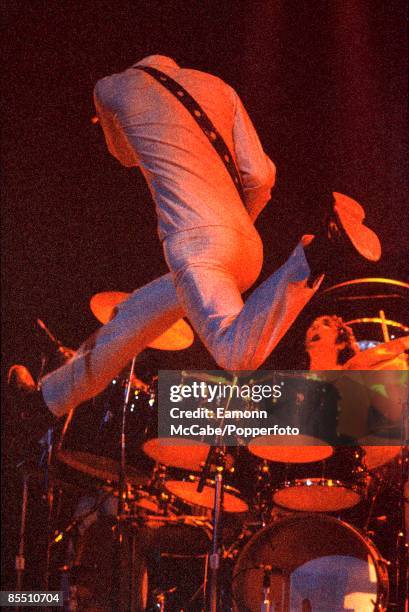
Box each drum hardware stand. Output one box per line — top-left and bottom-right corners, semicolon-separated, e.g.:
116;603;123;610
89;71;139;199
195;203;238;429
383;391;409;609
195;374;239;612
256;565;289;612
255;461;272;526
148;586;176;611
14;459;64;611
14;468;31;609
112;355;137;612
51;488;114;546
232;563;289;612
41;404;78;591
42;424;64;591
393;401;409;609
363;470;384;534
261;567;272;612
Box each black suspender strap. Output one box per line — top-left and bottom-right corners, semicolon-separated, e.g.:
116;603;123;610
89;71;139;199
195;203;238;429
133;65;245;204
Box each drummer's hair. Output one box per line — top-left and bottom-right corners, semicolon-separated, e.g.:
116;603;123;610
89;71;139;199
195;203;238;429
332;316;359;365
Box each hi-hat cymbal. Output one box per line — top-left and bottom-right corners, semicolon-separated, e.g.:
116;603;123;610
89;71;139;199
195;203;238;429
90;291;194;350
58;450;149;487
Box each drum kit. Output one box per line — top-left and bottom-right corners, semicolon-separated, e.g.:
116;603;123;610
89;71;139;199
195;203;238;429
13;279;409;610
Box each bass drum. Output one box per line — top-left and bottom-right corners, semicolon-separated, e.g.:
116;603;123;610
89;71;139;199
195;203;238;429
232;514;388;612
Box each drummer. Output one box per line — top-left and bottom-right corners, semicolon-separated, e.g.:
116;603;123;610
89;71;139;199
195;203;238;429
304;315;408;442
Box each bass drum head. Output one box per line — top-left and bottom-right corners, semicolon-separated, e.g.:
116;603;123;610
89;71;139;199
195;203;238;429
232;514;388;612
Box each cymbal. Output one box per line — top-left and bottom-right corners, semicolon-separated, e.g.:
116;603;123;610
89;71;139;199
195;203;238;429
90;291;194;350
149;319;194;351
358;438;402;471
345;335;409;370
90;291;129;324
346;318;409;333
323;277;409;294
58;450;149;487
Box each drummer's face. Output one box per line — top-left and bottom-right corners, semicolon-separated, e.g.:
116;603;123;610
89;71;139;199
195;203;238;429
305;317;344;350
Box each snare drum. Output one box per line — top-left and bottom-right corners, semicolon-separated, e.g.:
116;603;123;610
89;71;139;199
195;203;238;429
272;446;367;512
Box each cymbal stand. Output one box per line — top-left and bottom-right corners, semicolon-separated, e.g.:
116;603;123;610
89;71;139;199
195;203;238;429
386;387;409;609
14;470;30;609
197;373;238;612
43;425;61;591
112;356;137;612
51;488;114;547
42;407;77;590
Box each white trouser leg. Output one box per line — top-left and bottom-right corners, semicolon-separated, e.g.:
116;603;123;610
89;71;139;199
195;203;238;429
41;273;183;416
165;228;321;372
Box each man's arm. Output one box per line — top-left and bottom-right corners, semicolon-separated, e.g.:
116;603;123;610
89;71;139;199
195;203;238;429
232;92;276;222
93;75;138;168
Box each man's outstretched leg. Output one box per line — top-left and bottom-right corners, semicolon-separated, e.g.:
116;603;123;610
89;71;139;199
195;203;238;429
42;273;184;416
9;273;184;425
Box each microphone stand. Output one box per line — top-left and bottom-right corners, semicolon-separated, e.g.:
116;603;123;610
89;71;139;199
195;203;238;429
112;356;137;612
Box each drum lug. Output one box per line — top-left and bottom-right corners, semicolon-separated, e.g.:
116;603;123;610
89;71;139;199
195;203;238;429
378;556;392;567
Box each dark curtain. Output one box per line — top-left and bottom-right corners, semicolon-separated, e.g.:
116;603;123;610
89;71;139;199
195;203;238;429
2;0;407;592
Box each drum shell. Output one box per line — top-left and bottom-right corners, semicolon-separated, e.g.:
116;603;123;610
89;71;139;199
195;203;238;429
256;374;340;444
56;377;157;488
232;513;389;612
271;446;368;512
68;516;210;611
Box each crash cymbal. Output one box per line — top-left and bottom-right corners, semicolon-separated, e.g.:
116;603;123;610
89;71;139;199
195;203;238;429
90;291;129;324
345;335;409;370
323;277;409;294
358;438;402;471
346;318;409;333
148;319;194;350
58;450;149;487
90;291;194;350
